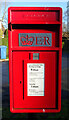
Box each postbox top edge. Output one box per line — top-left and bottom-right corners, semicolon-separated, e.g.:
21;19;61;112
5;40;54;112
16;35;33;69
8;7;62;11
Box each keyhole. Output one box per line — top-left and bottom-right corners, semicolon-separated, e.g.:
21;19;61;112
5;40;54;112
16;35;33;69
20;81;22;84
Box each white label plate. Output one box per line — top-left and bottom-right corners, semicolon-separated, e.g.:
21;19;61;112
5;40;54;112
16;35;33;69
27;63;45;96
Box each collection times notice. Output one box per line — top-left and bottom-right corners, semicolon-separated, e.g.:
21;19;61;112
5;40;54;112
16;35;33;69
27;63;45;96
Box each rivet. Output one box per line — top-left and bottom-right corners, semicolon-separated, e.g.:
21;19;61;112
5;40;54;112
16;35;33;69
43;109;45;112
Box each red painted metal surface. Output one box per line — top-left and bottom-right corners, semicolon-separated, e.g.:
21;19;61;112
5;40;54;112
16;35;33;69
8;7;62;113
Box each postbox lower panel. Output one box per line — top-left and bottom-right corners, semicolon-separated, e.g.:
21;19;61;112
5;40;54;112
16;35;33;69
12;51;57;109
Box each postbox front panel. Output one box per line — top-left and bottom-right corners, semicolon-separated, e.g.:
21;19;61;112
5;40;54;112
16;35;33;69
8;7;62;113
12;51;57;109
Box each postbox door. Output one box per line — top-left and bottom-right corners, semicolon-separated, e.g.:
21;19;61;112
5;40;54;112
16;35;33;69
12;51;57;109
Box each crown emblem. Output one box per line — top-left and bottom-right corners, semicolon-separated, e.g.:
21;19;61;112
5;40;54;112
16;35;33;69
20;35;34;45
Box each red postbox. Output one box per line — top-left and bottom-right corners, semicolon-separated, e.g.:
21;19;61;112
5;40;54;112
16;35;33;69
8;7;62;113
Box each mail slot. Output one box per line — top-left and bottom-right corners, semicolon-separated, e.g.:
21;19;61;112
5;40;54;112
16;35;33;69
8;7;62;113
